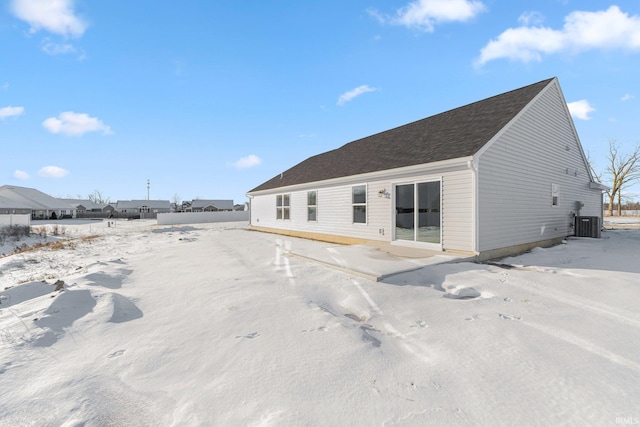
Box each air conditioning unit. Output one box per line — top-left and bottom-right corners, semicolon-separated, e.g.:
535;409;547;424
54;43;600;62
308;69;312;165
575;216;601;238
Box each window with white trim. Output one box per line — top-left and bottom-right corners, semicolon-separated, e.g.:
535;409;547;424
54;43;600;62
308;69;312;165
307;191;317;221
551;183;559;207
276;194;290;220
352;185;367;223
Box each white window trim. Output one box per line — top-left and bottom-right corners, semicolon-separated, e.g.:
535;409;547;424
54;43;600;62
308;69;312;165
551;183;559;207
276;193;291;220
352;184;367;225
390;177;443;250
307;190;317;222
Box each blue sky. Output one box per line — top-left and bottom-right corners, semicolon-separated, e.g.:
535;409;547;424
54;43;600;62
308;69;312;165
1;0;639;204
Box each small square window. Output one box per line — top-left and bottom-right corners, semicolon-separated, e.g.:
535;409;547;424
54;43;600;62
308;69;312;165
352;185;366;204
353;206;366;223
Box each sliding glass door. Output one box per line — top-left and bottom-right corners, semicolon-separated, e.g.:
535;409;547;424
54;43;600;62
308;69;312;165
395;181;441;246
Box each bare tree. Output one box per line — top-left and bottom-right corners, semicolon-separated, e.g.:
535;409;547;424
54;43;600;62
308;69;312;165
171;193;181;209
603;139;640;216
88;190;112;204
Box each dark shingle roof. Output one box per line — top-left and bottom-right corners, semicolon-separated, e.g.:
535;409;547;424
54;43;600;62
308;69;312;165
250;78;554;193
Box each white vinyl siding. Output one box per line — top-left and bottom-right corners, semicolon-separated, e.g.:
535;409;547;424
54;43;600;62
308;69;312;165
441;170;473;252
249;164;474;251
477;81;602;252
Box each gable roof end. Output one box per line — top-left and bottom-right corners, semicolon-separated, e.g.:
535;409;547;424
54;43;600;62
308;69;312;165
249;78;554;193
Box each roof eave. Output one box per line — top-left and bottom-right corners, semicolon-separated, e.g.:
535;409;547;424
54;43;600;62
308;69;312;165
589;182;610;191
247;155;472;197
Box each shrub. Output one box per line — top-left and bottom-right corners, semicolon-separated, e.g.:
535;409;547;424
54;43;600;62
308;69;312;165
0;225;31;240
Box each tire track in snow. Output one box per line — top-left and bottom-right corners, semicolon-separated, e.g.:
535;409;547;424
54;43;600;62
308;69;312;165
522;320;640;373
501;273;640;330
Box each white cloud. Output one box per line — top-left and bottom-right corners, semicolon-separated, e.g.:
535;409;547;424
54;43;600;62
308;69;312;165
11;0;87;37
567;100;595;120
337;85;378;106
232;155;261;169
13;170;29;180
42;111;112;136
1;83;8;90
0;106;25;119
518;11;545;26
38;165;69;178
42;40;76;55
476;6;640;66
371;0;486;32
621;93;635;101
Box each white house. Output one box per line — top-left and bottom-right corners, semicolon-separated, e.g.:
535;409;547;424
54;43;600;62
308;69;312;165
247;78;606;260
115;200;171;218
0;185;77;219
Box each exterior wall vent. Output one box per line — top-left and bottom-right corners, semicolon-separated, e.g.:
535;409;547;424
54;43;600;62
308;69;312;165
575;216;601;238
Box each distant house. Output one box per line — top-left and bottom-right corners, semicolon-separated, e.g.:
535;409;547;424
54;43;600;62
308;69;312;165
247;78;607;260
234;203;249;211
0;185;77;219
187;199;234;212
60;199;115;218
180;201;192;212
115;200;171;219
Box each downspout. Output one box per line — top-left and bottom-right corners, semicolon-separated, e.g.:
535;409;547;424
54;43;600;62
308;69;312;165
467;159;480;256
246;194;253;226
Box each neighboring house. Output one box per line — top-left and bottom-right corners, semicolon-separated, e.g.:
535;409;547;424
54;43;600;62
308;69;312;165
115;200;171;218
60;199;115;218
234;203;249;211
0;195;32;215
187;199;234;212
0;185;77;219
247;78;607;260
180;201;192;212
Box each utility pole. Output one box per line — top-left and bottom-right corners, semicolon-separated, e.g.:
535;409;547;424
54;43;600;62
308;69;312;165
147;179;150;200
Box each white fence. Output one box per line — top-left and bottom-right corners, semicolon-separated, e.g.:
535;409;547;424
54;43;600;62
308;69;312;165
0;214;31;227
157;211;249;225
605;210;640;217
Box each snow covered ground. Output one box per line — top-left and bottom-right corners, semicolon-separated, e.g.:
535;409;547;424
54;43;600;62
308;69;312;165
1;218;639;426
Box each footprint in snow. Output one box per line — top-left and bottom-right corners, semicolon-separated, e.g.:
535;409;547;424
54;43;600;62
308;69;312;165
499;313;522;321
345;313;367;322
410;320;427;328
302;326;327;333
108;349;126;358
236;332;260;339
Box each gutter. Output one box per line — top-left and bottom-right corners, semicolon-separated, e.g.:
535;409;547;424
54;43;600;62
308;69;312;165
589;181;609;191
248;156;473;197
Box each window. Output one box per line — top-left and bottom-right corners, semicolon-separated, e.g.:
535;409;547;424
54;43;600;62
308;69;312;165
276;194;290;220
307;191;317;221
551;184;559;207
352;185;367;223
